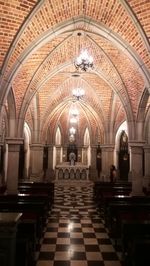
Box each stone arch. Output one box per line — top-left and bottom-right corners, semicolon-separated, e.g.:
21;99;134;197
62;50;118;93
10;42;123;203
23;122;31;179
144;107;150;144
83;127;91;166
55;126;62;146
7;88;17;137
136;88;150;141
1;18;148;139
84;127;90;146
115;121;129;178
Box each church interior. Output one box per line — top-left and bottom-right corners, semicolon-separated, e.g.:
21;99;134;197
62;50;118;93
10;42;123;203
0;1;150;266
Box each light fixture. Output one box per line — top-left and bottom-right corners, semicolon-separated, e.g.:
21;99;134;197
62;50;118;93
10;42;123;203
74;30;94;72
69;134;75;143
69;127;76;135
70;107;79;117
72;88;85;100
70;117;77;123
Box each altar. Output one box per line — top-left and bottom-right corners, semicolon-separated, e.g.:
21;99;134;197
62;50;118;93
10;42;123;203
55;162;89;180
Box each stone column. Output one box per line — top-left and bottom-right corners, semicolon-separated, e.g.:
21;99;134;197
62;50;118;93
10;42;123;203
129;141;144;196
143;145;150;189
0;143;3;184
82;145;88;165
23;138;30;179
6;138;23;194
47;144;55;180
55;145;62;165
101;144;114;181
90;145;97;180
30;144;44;181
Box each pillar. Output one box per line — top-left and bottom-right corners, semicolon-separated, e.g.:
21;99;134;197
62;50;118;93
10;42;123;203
47;144;55;180
101;144;114;181
55;145;62;165
23;138;30;179
0;143;3;184
6;138;23;194
82;145;88;165
129;141;144;196
30;144;44;181
90;145;97;180
143;145;150;189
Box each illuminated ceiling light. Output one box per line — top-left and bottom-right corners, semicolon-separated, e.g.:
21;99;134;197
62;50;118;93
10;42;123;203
70;117;77;123
70;108;79;117
74;32;94;72
69;127;76;135
72;88;85;100
69;134;75;143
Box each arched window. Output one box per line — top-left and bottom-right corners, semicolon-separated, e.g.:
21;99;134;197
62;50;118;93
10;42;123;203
119;130;129;180
84;128;90;146
83;128;91;166
55;127;62;145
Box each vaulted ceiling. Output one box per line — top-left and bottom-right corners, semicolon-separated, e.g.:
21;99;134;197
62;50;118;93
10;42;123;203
0;0;150;143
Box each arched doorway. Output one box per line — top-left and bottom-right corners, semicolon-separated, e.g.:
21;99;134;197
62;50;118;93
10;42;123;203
118;130;129;180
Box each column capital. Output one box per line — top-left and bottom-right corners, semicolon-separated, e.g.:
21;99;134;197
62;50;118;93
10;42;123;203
47;144;54;148
55;144;62;148
143;145;150;151
100;144;115;151
6;138;24;152
5;138;24;145
128;140;146;147
91;145;99;149
83;144;90;148
30;143;44;150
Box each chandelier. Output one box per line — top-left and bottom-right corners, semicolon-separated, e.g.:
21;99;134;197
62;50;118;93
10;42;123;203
74;32;94;72
70;107;79;117
69;127;76;135
70;117;77;123
72;88;85;100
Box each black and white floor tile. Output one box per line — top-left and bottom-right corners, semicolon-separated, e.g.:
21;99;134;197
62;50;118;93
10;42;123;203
36;181;123;266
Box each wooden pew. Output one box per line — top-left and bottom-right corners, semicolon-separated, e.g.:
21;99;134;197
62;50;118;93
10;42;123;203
93;181;132;204
18;181;54;206
0;194;50;266
106;201;150;243
121;220;150;266
0;181;54;266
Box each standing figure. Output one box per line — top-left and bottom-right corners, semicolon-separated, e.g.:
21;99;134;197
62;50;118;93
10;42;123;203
109;165;117;183
69;152;76;166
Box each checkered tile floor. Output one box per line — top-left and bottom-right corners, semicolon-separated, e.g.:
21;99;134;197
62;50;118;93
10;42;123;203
36;181;123;266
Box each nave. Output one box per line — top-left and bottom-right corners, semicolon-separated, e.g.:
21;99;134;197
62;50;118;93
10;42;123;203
36;182;122;266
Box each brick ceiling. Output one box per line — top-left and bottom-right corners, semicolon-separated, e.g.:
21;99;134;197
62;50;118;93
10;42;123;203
0;0;149;143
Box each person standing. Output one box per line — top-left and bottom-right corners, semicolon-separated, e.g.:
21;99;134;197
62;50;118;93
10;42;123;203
109;165;117;183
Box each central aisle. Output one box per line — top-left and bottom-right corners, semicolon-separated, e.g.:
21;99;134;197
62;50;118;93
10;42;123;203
36;181;122;266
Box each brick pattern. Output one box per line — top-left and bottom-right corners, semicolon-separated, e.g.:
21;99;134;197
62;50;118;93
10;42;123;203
0;0;36;68
0;0;149;143
128;0;150;38
2;0;149;79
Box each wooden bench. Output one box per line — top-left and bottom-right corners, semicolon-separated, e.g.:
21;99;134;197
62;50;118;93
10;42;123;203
0;194;49;266
121;220;150;266
107;201;150;243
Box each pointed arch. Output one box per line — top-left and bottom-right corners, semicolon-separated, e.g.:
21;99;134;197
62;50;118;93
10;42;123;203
84;127;90;146
55;126;62;146
115;121;130;180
